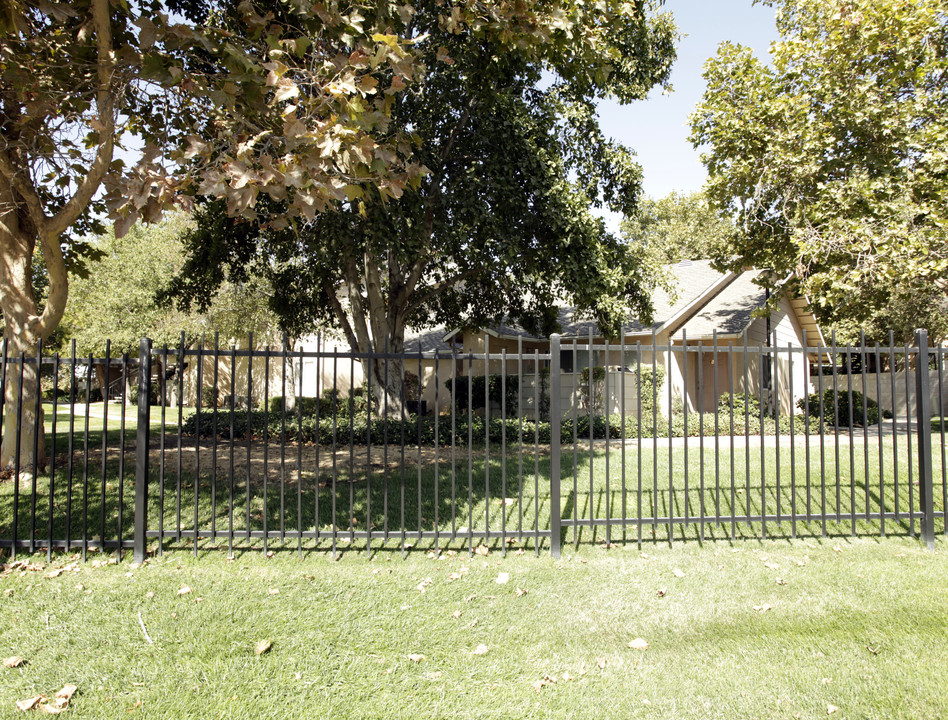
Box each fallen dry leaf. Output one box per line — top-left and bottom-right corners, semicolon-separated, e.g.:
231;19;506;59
427;671;442;680
145;591;154;599
40;698;69;715
655;588;667;597
254;639;273;656
597;657;607;669
561;672;574;682
16;696;44;712
533;674;557;690
3;656;25;668
54;685;77;702
514;588;528;597
672;568;685;578
267;588;280;595
776;577;787;586
495;572;510;584
416;578;433;593
176;586;192;596
764;561;780;571
827;704;839;714
474;545;490;556
753;603;774;613
407;653;426;663
452;610;463;619
628;638;649;650
472;644;489;656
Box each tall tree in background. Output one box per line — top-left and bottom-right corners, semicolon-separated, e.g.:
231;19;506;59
689;0;948;343
170;0;678;409
62;214;281;358
620;190;734;266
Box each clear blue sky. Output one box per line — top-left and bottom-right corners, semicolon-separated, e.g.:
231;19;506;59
597;0;779;201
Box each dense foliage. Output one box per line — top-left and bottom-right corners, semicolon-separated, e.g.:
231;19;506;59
168;0;678;410
690;0;948;344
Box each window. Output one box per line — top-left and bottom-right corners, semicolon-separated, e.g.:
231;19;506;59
560;348;590;373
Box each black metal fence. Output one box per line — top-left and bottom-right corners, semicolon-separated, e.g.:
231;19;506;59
0;330;944;562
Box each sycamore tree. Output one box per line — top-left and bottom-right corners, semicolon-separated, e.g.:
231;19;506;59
169;0;678;411
620;190;735;265
0;0;491;468
689;0;948;343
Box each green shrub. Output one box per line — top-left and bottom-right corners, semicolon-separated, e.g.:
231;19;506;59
201;385;219;409
718;392;763;418
633;366;666;414
797;389;882;427
269;396;322;416
444;374;520;415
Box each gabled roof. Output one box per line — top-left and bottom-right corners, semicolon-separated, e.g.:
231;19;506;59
451;260;755;342
432;259;826;351
672;270;767;339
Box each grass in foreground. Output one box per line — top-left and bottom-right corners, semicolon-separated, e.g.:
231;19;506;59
0;538;946;719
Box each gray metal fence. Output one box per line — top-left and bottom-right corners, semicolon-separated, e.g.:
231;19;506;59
0;329;944;562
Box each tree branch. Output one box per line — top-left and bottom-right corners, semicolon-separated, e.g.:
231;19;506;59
47;0;115;238
323;279;358;351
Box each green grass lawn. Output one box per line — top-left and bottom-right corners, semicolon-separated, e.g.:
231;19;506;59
1;429;945;555
0;538;946;718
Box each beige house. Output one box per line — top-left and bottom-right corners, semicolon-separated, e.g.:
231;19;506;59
448;260;827;417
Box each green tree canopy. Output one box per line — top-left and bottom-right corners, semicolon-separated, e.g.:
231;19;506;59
0;0;559;465
169;0;678;405
689;0;948;343
620;190;735;266
62;215;282;358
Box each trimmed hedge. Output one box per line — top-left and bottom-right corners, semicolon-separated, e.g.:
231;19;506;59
797;389;890;427
444;375;520;415
181;408;819;445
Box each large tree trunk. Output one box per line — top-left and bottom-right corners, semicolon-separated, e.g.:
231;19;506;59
362;333;411;418
0;0;113;472
0;188;46;471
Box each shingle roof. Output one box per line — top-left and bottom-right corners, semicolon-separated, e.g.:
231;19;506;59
404;325;454;353
477;260;750;340
673;271;768;339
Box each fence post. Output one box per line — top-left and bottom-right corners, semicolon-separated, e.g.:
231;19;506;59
549;334;562;559
134;337;152;564
914;329;935;550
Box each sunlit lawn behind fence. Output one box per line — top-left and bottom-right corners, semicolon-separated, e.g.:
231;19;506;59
1;419;944;557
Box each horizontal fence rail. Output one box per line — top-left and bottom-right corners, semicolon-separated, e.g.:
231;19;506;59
0;329;944;561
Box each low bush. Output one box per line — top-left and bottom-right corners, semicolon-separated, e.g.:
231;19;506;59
444;375;520;415
797;389;886;427
182;407;820;444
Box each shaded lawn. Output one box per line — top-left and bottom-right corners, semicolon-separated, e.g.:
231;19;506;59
1;430;946;555
0;538;946;718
